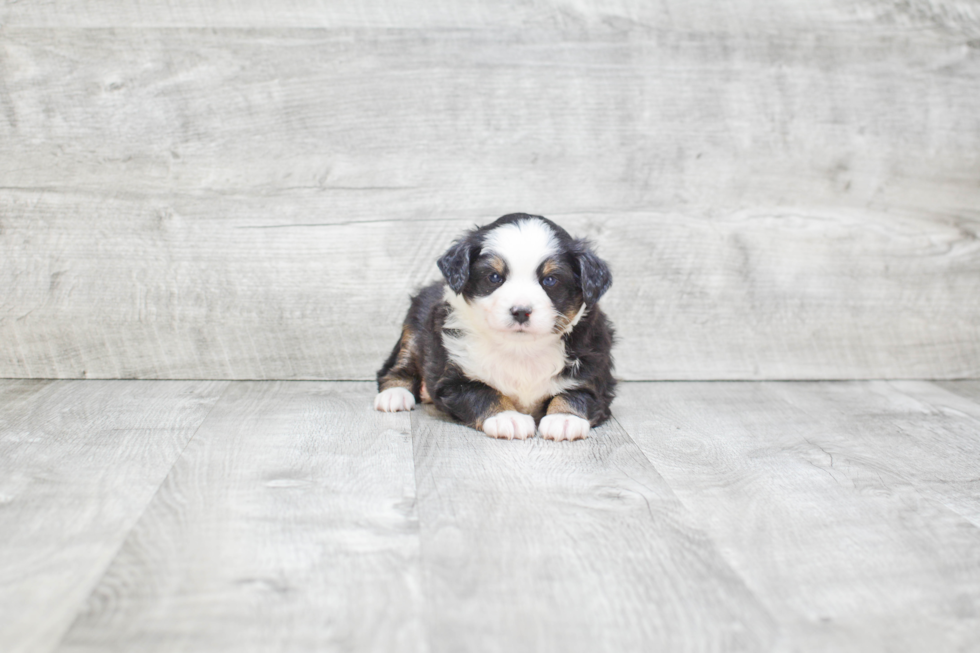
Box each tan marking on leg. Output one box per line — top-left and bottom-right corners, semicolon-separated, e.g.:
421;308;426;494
474;395;518;429
379;377;413;391
547;395;588;420
379;326;419;393
395;327;416;368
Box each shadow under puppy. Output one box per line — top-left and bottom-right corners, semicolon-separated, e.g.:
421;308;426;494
375;213;615;441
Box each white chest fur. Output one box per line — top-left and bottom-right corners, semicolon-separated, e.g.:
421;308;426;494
443;292;579;413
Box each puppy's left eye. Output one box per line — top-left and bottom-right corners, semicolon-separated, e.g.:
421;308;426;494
541;276;557;287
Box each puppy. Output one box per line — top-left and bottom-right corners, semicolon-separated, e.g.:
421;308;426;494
374;213;615;441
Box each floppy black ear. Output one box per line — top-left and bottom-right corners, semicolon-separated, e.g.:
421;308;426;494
437;238;473;294
572;240;612;306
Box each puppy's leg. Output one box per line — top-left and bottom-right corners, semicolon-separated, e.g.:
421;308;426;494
539;390;604;441
434;377;535;440
375;327;419;412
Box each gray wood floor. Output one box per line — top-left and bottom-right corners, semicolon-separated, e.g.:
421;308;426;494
2;379;979;652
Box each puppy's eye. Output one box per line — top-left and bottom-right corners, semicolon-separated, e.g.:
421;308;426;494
488;272;503;284
541;275;557;287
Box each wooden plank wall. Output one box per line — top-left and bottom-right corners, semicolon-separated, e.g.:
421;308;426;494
1;1;978;380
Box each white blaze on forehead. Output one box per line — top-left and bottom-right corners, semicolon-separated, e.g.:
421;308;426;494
481;218;559;276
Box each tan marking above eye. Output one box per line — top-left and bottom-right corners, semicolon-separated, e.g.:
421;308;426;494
541;259;560;276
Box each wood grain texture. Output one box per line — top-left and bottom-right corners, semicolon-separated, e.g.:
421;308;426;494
1;4;979;381
4;379;980;651
614;381;980;651
2;193;977;380
1;0;978;34
778;380;980;528
2;26;977;208
55;382;424;653
411;405;776;652
0;379;226;653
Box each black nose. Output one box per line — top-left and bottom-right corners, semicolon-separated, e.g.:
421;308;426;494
510;306;532;325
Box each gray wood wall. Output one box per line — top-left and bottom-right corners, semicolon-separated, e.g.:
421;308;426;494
2;1;979;380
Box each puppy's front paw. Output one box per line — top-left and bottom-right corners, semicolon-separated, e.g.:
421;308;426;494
374;387;416;412
539;413;590;441
482;411;536;440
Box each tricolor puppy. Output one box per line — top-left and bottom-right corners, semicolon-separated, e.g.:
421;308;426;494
374;213;615;441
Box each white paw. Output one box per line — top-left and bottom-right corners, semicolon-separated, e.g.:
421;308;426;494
482;411;536;440
539;413;590;441
374;387;416;412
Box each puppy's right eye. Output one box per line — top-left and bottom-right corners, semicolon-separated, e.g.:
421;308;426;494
488;272;503;284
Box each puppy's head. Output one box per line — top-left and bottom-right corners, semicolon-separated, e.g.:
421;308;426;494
437;213;611;337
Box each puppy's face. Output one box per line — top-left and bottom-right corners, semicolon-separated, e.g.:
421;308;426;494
438;214;611;337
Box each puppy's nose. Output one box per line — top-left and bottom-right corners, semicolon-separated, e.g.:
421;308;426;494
510;306;532;325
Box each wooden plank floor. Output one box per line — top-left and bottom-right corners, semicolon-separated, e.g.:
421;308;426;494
2;380;979;652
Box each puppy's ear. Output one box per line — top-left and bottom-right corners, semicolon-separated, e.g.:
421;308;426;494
437;238;473;294
572;239;612;306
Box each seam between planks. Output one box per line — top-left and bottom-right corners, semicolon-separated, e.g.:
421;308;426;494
47;380;233;653
408;409;436;653
879;381;980;531
609;411;782;626
612;383;980;538
767;380;980;533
